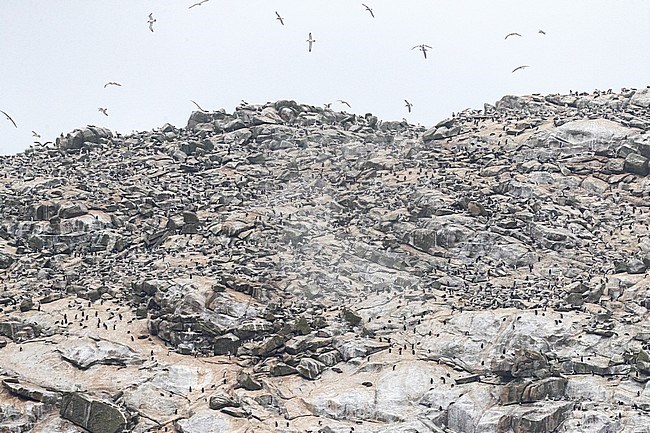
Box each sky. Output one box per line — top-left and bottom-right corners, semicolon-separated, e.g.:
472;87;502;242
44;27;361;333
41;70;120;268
1;0;649;155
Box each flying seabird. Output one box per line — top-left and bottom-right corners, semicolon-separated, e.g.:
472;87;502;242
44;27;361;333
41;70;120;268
147;13;156;32
412;44;432;59
190;100;207;112
337;100;351;108
362;4;375;18
0;110;17;128
104;82;122;88
189;0;210;9
511;65;530;73
538;29;546;35
307;32;316;52
505;32;522;39
32;131;41;138
98;107;109;116
404;100;413;113
275;11;285;25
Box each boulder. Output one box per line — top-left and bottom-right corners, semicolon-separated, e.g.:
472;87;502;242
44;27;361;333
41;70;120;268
296;358;325;380
624;152;649;175
60;393;129;433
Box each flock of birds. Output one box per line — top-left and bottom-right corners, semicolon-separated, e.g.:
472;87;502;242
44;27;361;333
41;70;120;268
0;2;547;137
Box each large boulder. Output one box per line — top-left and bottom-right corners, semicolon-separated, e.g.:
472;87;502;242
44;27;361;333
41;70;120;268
58;337;143;369
56;126;112;151
624;152;649;175
60;393;129;433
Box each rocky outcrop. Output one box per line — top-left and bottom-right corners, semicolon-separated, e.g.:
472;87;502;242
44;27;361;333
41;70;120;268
2;88;650;432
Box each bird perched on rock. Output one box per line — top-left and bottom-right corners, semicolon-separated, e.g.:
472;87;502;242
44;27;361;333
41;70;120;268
275;11;284;25
412;44;432;59
306;32;316;52
98;108;109;116
362;4;374;18
0;110;17;128
147;13;156;32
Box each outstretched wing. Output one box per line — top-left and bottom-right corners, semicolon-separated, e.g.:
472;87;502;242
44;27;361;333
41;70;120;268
0;110;17;128
190;100;206;112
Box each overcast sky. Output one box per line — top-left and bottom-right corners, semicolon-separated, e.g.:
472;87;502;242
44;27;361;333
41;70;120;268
1;0;649;155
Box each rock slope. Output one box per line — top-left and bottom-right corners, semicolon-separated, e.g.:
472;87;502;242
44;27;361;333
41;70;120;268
2;87;650;432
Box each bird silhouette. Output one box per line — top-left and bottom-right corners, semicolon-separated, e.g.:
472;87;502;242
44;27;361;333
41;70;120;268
104;82;122;88
404;100;413;113
512;65;530;73
0;110;17;128
98;108;109;116
147;13;156;32
412;44;432;59
189;0;210;9
307;32;316;52
505;32;522;39
362;4;375;18
538;29;546;35
275;11;285;25
190;100;207;112
337;100;351;108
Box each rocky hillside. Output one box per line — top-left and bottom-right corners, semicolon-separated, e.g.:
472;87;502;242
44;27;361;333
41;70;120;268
2;87;650;433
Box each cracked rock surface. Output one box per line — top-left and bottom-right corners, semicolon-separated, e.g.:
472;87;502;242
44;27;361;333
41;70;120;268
2;89;650;432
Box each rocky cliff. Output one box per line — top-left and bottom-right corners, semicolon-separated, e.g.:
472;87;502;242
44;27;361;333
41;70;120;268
1;88;650;433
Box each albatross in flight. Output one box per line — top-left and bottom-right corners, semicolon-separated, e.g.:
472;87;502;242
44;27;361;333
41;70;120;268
412;44;432;59
0;110;17;128
362;4;375;18
504;32;522;39
98;108;109;116
404;100;413;113
147;13;156;32
189;0;210;9
275;11;285;25
307;32;316;52
512;65;530;73
337;100;351;108
104;82;122;88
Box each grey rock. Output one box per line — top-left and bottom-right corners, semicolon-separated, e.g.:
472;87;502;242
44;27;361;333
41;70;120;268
60;393;129;433
296;358;325;380
624;152;649;175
